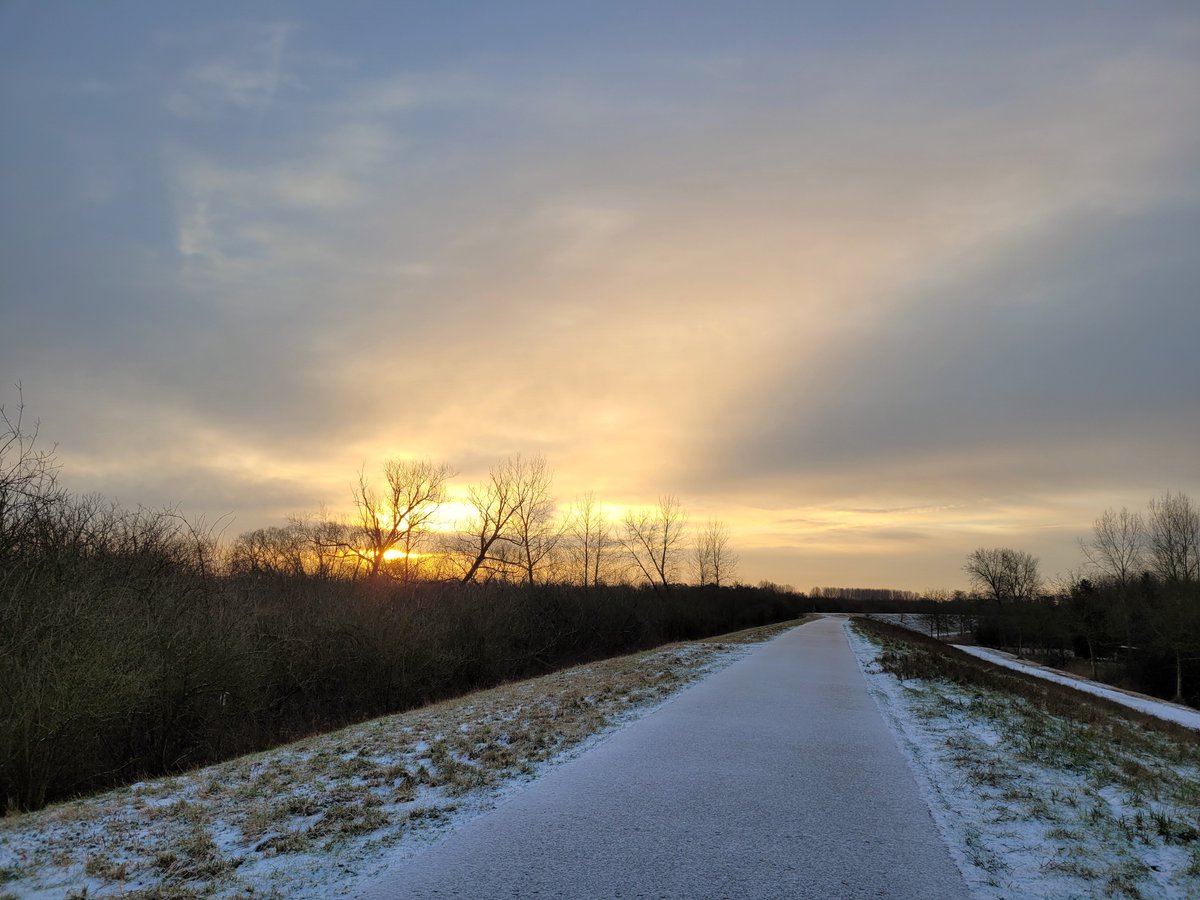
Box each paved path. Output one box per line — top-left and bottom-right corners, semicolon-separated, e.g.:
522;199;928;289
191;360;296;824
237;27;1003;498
362;617;968;898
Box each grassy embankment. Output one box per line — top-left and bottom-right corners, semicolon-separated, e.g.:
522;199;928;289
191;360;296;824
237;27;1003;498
852;618;1200;898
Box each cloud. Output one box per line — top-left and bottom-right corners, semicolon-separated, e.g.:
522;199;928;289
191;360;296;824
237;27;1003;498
4;3;1199;589
166;22;294;117
148;25;1200;515
703;195;1200;502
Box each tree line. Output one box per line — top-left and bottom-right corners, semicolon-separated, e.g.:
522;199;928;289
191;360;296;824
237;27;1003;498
228;454;740;591
960;492;1200;705
808;586;922;603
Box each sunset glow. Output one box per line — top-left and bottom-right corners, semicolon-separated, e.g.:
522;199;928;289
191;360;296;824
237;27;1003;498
2;3;1197;590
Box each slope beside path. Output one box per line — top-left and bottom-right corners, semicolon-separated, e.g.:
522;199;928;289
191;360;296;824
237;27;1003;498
955;644;1200;731
361;616;969;899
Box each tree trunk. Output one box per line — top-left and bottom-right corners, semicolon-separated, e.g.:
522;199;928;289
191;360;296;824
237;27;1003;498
1175;648;1184;703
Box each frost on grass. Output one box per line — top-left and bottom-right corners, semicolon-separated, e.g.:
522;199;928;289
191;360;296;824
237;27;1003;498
953;645;1200;732
0;619;803;899
847;619;1200;900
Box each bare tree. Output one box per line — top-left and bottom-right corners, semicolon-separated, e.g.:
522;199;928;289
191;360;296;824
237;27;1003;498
564;491;612;587
1142;492;1200;701
692;518;738;586
458;454;555;584
1079;506;1146;588
227;524;309;577
963;547;1041;607
289;509;359;578
620;495;688;592
346;459;453;580
508;455;560;585
0;386;62;561
1147;491;1200;583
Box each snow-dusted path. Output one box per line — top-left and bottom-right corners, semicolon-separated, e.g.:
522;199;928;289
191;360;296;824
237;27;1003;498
361;616;968;898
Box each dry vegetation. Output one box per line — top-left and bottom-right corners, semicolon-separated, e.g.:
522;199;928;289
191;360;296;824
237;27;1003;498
1;396;802;815
851;618;1200;898
0;618;806;899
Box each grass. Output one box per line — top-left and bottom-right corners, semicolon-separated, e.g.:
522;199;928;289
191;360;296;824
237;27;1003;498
0;615;810;899
852;617;1200;899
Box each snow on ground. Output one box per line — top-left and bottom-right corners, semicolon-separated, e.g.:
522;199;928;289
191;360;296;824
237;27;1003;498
954;645;1200;732
847;619;1200;899
0;619;805;899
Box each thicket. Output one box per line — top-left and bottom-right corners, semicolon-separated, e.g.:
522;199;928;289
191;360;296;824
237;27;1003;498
2;540;802;814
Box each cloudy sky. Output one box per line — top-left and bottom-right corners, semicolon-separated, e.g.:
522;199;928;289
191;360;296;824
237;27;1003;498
2;1;1197;590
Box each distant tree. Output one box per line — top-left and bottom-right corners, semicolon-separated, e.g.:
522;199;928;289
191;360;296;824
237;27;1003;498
228;524;309;577
1138;574;1200;703
564;491;612;587
1066;576;1112;679
963;547;1041;607
346;459;453;580
1080;506;1146;588
1147;492;1200;584
508;455;560;586
457;454;553;584
620;495;688;592
692;518;738;587
0;387;62;561
289;509;359;578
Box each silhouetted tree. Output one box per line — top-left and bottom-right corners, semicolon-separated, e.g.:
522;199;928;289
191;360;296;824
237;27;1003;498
1147;492;1200;584
508;455;560;586
620;495;688;593
457;454;552;584
342;459;454;580
963;547;1041;607
1080;506;1146;588
564;491;612;586
692;518;738;586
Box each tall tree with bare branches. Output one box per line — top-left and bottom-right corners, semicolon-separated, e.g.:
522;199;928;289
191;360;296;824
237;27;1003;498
458;454;555;584
1143;492;1200;701
508;455;560;585
1080;506;1146;588
692;518;738;587
620;495;688;592
347;459;453;580
963;547;1041;607
565;491;612;587
1147;491;1200;584
0;386;62;561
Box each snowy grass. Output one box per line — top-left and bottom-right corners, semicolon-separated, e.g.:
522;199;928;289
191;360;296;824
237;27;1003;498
848;618;1200;899
953;645;1200;732
0;618;807;899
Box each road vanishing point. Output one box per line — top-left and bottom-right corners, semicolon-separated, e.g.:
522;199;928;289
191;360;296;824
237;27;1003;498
362;616;969;899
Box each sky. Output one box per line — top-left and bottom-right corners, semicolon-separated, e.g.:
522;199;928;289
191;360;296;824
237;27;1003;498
2;1;1198;591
